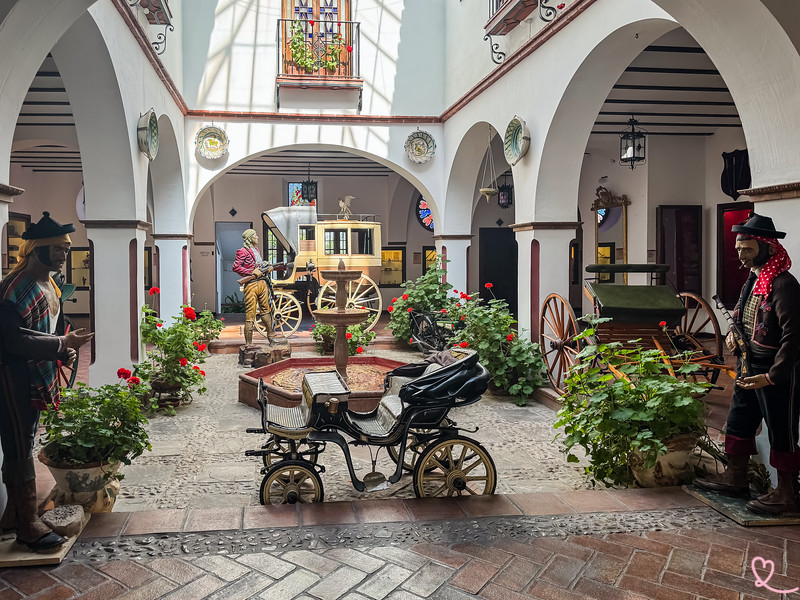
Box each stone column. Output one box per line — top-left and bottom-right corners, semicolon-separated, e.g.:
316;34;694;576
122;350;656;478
153;235;191;317
434;235;472;294
512;221;581;341
84;220;148;385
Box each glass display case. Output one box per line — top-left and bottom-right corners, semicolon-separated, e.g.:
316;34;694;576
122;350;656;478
68;247;91;290
4;213;30;277
380;247;405;286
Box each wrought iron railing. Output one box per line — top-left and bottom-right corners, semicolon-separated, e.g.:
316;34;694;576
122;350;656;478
277;19;360;79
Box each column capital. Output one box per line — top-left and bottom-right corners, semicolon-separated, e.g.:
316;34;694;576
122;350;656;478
152;233;193;241
433;234;473;241
739;181;800;202
81;219;150;230
511;221;582;232
0;182;24;201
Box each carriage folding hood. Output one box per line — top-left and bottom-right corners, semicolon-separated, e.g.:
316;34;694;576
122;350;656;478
261;206;318;258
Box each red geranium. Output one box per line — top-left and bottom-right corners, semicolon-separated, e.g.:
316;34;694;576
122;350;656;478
117;368;132;380
179;357;188;367
198;343;207;352
409;338;414;344
128;376;141;386
149;287;160;296
156;323;163;328
193;341;199;348
193;365;200;370
356;347;363;354
459;341;469;348
309;19;315;25
346;45;352;53
183;306;197;321
402;294;409;300
441;309;447;314
659;321;667;327
387;306;394;313
407;307;413;313
346;332;353;339
506;334;514;342
392;298;397;303
200;370;206;377
485;282;493;289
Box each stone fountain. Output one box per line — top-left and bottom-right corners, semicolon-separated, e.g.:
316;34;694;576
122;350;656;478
313;259;369;380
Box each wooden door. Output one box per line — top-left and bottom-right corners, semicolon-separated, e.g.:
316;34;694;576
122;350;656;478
283;1;351;76
479;228;518;318
656;205;702;294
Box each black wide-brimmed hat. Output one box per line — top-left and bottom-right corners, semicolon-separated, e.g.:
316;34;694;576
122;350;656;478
22;211;75;240
731;213;786;239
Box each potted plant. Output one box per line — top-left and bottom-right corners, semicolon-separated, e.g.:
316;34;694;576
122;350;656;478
38;371;151;512
289;20;318;73
189;307;225;347
310;321;376;355
554;316;710;488
137;301;208;409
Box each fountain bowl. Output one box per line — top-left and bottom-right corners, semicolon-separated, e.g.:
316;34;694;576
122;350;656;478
238;356;407;413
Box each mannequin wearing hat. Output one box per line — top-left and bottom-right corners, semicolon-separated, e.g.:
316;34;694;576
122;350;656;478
0;212;94;552
232;229;277;346
695;213;800;515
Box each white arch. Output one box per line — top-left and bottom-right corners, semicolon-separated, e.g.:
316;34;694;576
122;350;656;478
151;115;187;234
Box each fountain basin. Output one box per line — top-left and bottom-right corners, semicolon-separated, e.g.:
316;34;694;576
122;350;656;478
313;308;371;326
238;356;406;413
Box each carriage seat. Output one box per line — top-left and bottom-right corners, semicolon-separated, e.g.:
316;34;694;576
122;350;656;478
257;378;314;435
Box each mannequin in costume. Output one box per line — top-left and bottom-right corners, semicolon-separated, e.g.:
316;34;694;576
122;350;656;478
695;214;800;515
232;229;276;346
0;212;94;551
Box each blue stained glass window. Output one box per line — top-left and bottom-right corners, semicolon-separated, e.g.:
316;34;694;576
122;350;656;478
415;195;434;231
597;208;608;226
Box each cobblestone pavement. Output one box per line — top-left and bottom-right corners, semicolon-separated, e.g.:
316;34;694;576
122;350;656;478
78;349;592;512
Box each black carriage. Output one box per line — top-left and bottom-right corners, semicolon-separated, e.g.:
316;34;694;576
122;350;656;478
244;349;497;504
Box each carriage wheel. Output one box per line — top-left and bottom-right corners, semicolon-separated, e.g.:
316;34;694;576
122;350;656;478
259;460;323;505
317;275;382;331
539;293;581;395
387;420;454;471
412;436;496;498
261;435;319;468
676;292;724;359
255;291;302;339
56;318;79;388
411;313;445;353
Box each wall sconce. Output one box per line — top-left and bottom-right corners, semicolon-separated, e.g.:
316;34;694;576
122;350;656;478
619;116;647;170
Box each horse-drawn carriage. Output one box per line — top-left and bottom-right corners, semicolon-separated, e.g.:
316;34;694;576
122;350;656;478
539;263;729;394
254;207;384;339
244;349;497;504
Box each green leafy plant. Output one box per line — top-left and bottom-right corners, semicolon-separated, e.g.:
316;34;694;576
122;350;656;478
137;301;208;406
42;375;151;479
222;292;245;313
290;21;318;73
448;285;546;406
387;256;452;343
190;308;225;345
554;315;710;487
310;321;376;355
321;31;346;71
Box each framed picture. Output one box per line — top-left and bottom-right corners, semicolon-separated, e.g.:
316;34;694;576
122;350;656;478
68;247;91;290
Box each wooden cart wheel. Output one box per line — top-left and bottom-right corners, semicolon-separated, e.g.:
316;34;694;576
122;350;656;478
261;435;319;468
259;460;323;505
676;292;724;359
412;436;496;498
56;317;79;388
387;419;454;471
539;293;581;395
255;291;302;339
317;275;382;331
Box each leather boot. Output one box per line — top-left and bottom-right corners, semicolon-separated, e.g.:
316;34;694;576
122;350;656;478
10;479;65;552
746;470;800;516
261;313;278;346
694;453;750;497
244;322;255;347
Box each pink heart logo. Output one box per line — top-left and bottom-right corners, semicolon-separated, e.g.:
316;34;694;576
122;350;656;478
751;556;799;594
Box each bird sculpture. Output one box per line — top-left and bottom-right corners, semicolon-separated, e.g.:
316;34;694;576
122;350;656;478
338;195;356;218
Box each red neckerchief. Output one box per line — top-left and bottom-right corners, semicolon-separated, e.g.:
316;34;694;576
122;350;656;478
745;234;792;297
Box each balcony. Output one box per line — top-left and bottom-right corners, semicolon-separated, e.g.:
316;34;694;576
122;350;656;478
276;19;363;110
485;0;538;35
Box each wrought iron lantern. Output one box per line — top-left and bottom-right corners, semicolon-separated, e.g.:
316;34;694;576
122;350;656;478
497;172;513;209
619;116;647;170
301;163;318;204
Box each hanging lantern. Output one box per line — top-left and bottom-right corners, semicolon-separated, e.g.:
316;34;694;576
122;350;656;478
498;183;513;209
301;163;318;204
619;116;647;170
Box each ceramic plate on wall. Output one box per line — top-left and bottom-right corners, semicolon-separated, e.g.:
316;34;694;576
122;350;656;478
195;126;230;159
404;130;436;164
503;117;530;166
137;109;159;160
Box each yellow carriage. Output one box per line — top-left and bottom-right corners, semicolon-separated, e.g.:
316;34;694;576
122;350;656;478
254;207;383;339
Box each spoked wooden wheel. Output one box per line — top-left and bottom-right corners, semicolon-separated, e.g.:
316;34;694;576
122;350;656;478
412;436;496;497
539;293;581;395
261;435;319;468
255;291;302;339
676;292;723;359
56;318;79;388
317;275;382;331
387;420;454;471
259;460;323;505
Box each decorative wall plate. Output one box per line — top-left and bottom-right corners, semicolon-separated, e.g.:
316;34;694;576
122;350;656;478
503;117;530;166
404;130;436;164
195;126;230;160
136;109;159;160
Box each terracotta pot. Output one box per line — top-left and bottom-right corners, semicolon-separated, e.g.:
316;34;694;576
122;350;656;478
38;449;120;513
629;434;698;488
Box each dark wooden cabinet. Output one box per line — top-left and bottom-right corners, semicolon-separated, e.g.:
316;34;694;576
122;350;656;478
656;205;702;294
